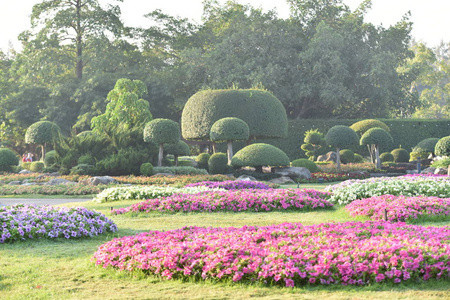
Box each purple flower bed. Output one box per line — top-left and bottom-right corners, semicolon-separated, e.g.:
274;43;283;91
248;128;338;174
185;180;271;190
92;221;450;287
111;189;332;215
402;174;449;178
346;195;450;222
0;204;118;243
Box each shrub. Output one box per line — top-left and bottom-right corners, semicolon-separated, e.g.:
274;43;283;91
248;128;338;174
412;138;440;155
78;155;95;165
44;150;58;167
153;166;208;175
208;153;229;174
379;152;394;162
21;162;32;170
339;149;355;164
70;164;95;175
360;128;393;168
210;117;249;142
431;157;450;168
231;143;290;172
164;141;190;163
0;148;19;172
435;136;450;157
144;118;181;167
391;148;409;163
410;151;430;162
325;126;359;171
95;148;151;176
29;162;44;173
181;89;287;140
301;129;327;161
196;153;210;170
350;119;390;136
140;163;154;176
353;153;364;163
291;158;319;172
61;150;79;169
25;121;61;160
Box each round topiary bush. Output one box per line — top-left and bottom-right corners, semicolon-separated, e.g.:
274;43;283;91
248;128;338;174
291;158;319;172
44;150;58;167
350;119;390;136
181;89;288;140
144;118;181;167
210;117;249;142
78;155;95;165
412;138;440;155
0;148;19;172
140;163;154;176
231;143;290;172
30;162;45;173
380;152;394;162
325;126;359;149
339;149;355;164
208;152;228;174
391;148;409;163
196;153;210;171
354;153;364;163
164;140;190;166
70;164;94;175
410;152;430;162
25;121;61;160
435;136;450;157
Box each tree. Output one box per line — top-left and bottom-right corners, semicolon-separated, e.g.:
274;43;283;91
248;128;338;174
25;121;61;161
210;117;249;164
350;119;390;163
231;143;290;173
301;129;326;161
360;128;393;169
143;119;180;167
324;125;359;171
412;138;440;157
164;140;190;166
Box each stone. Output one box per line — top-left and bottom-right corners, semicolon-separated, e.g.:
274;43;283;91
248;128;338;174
22;182;37;186
406;170;419;174
421;167;436;174
272;167;311;180
434;167;447;175
19;169;32;174
268;176;295;184
35;172;60;181
317;151;337;163
45;178;77;185
236;175;257;181
78;176;118;186
8;181;21;185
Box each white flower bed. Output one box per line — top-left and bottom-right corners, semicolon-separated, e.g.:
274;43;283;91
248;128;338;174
326;176;450;205
93;185;222;203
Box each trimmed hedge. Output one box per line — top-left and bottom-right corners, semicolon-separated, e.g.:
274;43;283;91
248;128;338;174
196;153;210;170
208;153;228;174
339;149;355;164
350;119;390;136
25;121;61;145
435;136;450;157
0;148;19;172
412;138;440;154
291;158;319;172
380;152;394;162
391;148;409;163
210;117;249;142
143;119;180;145
231;143;290;169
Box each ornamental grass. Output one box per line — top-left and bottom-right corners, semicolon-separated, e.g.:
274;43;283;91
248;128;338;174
92;221;450;287
111;189;332;214
0;204;117;243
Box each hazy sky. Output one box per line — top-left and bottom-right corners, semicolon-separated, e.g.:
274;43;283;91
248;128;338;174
1;0;449;52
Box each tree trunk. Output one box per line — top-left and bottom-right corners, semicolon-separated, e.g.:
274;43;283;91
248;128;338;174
158;144;164;167
212;142;217;154
375;145;381;169
75;0;83;79
335;147;341;171
227;141;233;164
174;155;179;167
41;143;46;162
367;144;374;163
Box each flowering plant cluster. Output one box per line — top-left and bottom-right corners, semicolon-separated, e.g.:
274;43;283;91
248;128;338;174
0;204;117;243
93;185;219;203
111;189;332;214
318;162;381;173
346;195;450;222
0;184;102;195
298;172;369;183
92;221;450;287
111;174;233;186
402;174;449;178
185;180;271;190
326;176;450;205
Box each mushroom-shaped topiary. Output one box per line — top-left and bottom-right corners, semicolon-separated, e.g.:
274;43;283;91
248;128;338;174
325;126;359;171
231;143;290;173
143;119;180;167
350;119;390;163
0;148;19;172
434;136;450;157
210;117;249;164
164;140;190;166
360;128;393;169
25;121;61;161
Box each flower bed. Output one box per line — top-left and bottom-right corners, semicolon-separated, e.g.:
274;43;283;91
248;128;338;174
298;172;369;183
0;204;117;243
185;180;271;190
111;189;332;214
93;186;219;203
346;195;450;222
92;221;450;287
326;176;450;205
0;184;102;195
111;174;233;186
318;162;382;173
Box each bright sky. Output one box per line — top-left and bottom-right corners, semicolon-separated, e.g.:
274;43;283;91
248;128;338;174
1;0;449;53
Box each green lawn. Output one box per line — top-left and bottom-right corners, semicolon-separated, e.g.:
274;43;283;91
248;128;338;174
1;197;449;300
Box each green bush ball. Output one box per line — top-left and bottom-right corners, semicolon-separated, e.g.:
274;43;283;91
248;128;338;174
0;148;19;172
391;148;409;163
140;163;154;176
30;162;45;173
412;138;440;154
354;153;364;163
350;119;390;136
231;143;290;169
291;158;319;172
44;150;58;167
325;126;359;149
208;153;228;174
196;153;210;171
435;136;450;157
143;118;180;145
380;152;394;162
339;149;355;164
210;117;249;142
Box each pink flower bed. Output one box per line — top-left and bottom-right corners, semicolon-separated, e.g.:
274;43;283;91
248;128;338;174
110;189;332;215
92;221;450;287
345;195;450;222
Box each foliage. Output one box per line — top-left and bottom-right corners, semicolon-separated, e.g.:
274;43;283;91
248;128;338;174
111;189;332;214
412;138;440;154
291;158;319;172
339;149;355;164
0;204;117;243
231;169;281;181
391;148;410;163
325;126;358;149
209;117;249;142
181;89;287;140
29;162;44;173
0;184;102;196
360;128;393;147
185;180;270;190
301;129;327;160
409;151;430;162
298;171;369;183
354;153;364;163
231;143;290;170
95;148;152;176
435;136;450;157
25;121;61;145
350;119;390;136
195;153;210;171
164;140;190;156
318;162;379;173
110;174;232;186
44;150;58;167
380;152;394;162
77;155;95;165
140;163;154;176
0;148;19;172
70;164;95;176
153;166;208;175
431;157;450;168
208;153;228;175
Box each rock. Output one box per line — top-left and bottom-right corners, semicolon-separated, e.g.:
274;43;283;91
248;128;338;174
434;167;447;175
35;172;60;181
8;181;21;185
22;182;37;186
317;151;337;163
272;167;311;180
45;178;77;185
421;167;436;174
78;176;118;186
268;176;295;184
236;175;257;181
406;170;419;174
19;169;32;174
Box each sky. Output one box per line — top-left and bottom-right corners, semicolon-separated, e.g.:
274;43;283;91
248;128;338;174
1;0;449;53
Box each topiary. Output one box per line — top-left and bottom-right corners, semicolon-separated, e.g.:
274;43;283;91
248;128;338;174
78;155;95;165
409;152;430;162
412;138;440;155
44;150;59;167
181;89;288;141
391;148;409;163
231;143;290;173
435;136;450;157
70;164;94;175
196;153;210;171
325;126;359;171
144;118;180;167
339;149;355;164
164;140;190;166
21;162;31;170
350;119;390;136
301;129;327;161
291;158;319;172
29;162;45;173
61;150;79;169
25;121;61;161
0;148;19;172
208;152;229;174
380;152;394;162
354;153;364;163
140;162;154;176
360;128;393;169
